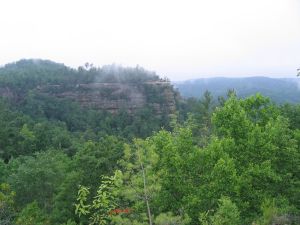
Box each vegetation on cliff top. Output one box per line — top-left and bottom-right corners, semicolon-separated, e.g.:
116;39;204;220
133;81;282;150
0;59;164;91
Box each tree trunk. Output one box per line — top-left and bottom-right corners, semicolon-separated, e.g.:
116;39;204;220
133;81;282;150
137;150;153;225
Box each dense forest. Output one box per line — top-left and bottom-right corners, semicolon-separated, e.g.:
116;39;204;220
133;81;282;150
174;77;300;104
0;59;299;225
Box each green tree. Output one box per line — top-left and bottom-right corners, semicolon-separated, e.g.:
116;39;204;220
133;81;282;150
7;150;71;212
73;136;124;192
15;201;50;225
212;94;300;222
19;124;37;154
154;212;191;225
75;170;122;225
0;183;15;225
51;171;83;224
199;196;240;225
0;160;7;183
117;139;161;225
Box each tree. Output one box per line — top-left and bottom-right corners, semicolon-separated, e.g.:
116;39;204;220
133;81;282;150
7;150;71;212
199;196;240;225
15;201;50;225
154;212;191;225
51;171;83;224
0;183;15;225
19;124;37;154
75;170;122;225
149;128;197;222
147;94;299;223
73;136;124;192
117;139;161;225
0;160;7;184
211;94;300;222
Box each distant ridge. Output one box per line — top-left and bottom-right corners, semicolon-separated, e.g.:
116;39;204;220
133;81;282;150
173;76;300;104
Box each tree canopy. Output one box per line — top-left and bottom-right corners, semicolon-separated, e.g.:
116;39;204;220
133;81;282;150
0;60;299;224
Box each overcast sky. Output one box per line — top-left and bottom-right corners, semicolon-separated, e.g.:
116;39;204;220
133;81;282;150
0;0;299;80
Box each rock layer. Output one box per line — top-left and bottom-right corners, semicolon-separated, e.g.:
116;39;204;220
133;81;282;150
37;81;177;114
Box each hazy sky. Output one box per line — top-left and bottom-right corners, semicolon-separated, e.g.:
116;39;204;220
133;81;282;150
0;0;299;80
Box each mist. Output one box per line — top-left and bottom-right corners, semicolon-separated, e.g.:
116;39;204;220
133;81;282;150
0;0;299;80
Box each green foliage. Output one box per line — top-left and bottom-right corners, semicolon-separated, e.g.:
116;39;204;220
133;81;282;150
108;94;299;224
15;201;50;225
60;219;77;225
110;215;148;225
211;94;300;222
0;60;160;93
75;170;122;225
75;185;90;217
60;220;77;225
0;160;7;183
51;171;83;224
117;139;161;224
253;198;300;225
0;60;299;225
179;91;215;146
19;124;37;153
199;197;240;225
0;183;16;225
7;150;71;211
0;100;31;161
0;59;173;144
280;103;300;130
148;128;240;223
154;212;191;225
257;199;279;225
73;136;124;190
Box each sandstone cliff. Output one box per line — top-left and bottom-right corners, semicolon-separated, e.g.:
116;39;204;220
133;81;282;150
36;81;178;114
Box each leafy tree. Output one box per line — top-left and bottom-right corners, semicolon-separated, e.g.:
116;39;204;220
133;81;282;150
0;100;31;161
19;124;37;154
7;150;71;212
73;136;124;192
60;220;77;225
212;94;300;222
280;103;300;129
0;160;7;183
154;212;191;225
75;170;122;225
0;183;16;225
117;138;164;225
199;196;240;225
15;201;50;225
51;171;83;224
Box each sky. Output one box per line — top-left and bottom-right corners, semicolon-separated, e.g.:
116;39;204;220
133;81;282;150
0;0;299;80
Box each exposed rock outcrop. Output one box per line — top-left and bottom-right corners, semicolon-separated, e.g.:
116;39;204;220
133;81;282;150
37;81;177;114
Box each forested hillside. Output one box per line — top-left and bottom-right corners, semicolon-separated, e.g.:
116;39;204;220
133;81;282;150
174;77;300;104
0;60;299;225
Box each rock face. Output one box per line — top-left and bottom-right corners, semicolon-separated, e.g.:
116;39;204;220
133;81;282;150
37;81;178;114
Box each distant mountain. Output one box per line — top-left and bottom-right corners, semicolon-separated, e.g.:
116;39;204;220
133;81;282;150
173;77;300;104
